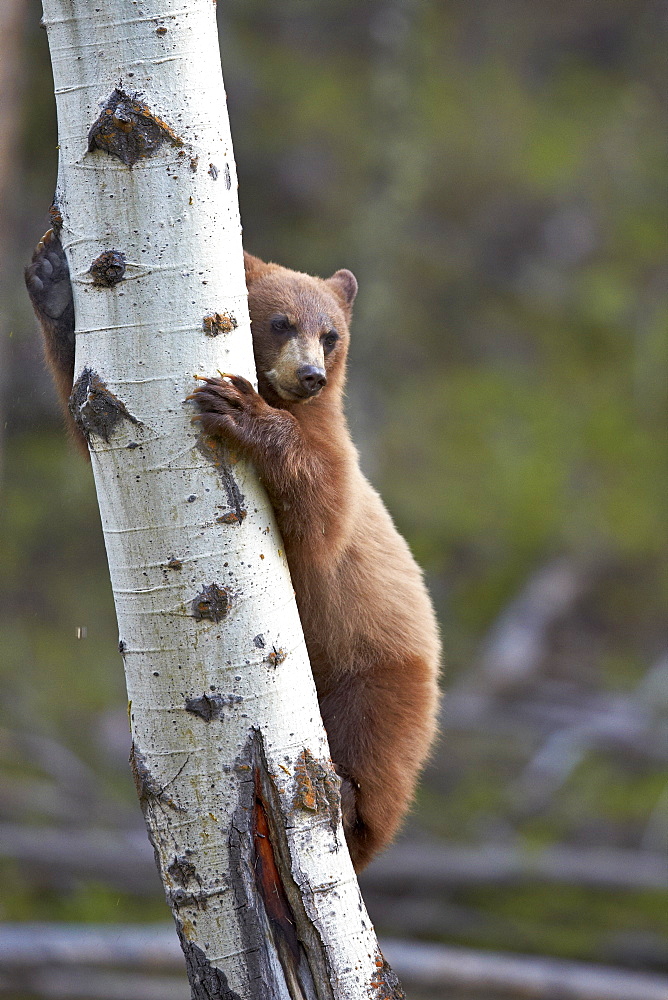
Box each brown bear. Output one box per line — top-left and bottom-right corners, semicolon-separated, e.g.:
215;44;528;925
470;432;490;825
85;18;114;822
26;231;441;871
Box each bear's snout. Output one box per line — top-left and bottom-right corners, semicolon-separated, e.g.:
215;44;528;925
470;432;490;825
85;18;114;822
297;364;327;396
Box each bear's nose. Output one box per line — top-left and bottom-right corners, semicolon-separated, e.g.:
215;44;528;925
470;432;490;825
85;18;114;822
297;365;327;395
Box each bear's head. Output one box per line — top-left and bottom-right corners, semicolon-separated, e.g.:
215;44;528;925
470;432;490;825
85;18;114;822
244;252;357;406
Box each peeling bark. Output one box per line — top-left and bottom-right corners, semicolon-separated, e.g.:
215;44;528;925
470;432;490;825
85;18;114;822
41;0;393;997
203;312;237;336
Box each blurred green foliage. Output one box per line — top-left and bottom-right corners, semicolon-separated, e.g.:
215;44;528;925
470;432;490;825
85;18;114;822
0;433;122;722
221;0;667;671
1;0;666;970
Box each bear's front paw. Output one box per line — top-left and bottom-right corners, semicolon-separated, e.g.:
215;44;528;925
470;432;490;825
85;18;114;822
25;229;74;322
188;374;270;446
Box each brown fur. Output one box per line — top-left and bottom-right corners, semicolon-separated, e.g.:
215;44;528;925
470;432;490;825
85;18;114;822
25;229;86;455
26;236;441;871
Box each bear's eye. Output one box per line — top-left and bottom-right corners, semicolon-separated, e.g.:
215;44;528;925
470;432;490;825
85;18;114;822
270;314;293;334
322;330;339;354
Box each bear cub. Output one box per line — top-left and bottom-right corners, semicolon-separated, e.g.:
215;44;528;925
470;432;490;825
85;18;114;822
26;231;441;871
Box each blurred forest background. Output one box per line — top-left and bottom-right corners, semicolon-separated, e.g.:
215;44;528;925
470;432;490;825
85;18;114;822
0;0;666;998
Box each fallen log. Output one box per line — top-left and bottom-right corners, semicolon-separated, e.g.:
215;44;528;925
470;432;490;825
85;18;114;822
0;823;157;893
1;925;667;1000
382;937;668;1000
2;822;665;894
362;840;668;893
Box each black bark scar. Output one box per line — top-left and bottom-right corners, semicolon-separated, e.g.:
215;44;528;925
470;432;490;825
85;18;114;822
196;436;247;524
191;583;233;623
176;923;243;1000
69;367;139;443
88;88;182;167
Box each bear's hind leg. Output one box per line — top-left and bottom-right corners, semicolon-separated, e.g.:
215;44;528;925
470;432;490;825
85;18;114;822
318;656;438;871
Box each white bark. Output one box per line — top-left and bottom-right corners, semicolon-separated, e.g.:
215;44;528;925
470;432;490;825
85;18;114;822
40;2;399;997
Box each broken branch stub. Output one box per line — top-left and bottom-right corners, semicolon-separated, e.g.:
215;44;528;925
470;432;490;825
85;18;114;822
89;250;126;287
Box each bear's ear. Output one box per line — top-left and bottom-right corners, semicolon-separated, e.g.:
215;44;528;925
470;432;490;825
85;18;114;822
244;251;269;286
327;268;358;312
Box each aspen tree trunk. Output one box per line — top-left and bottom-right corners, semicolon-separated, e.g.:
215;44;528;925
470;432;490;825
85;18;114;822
40;2;403;997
